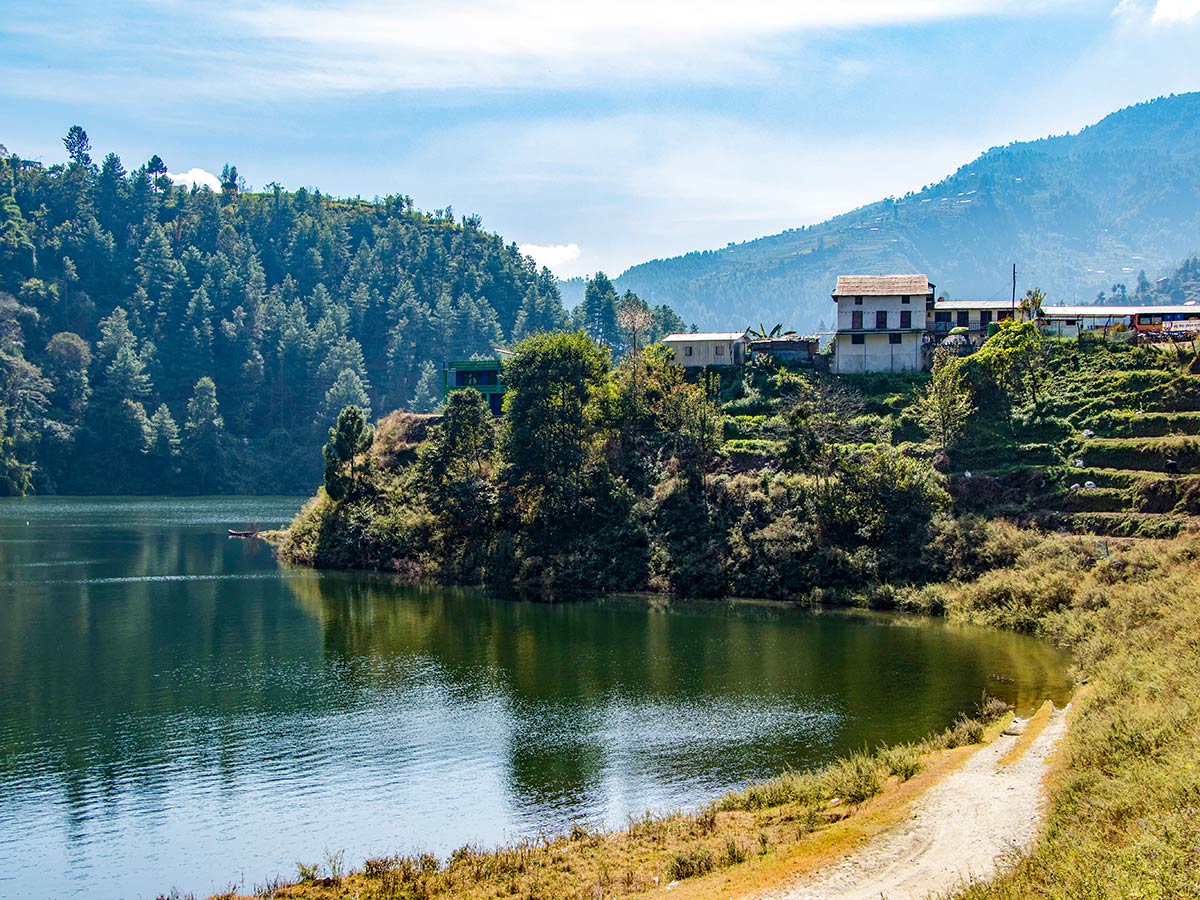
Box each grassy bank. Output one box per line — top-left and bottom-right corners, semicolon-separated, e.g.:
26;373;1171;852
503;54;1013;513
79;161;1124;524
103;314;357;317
947;531;1200;899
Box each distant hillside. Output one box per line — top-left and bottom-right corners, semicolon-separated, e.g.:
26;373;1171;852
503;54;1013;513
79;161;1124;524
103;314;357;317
617;93;1200;331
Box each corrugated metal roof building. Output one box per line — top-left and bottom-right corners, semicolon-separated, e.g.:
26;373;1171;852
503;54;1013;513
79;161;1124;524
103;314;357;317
661;332;749;367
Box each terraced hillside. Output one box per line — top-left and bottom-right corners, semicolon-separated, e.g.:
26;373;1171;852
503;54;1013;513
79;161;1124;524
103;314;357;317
957;337;1200;537
709;336;1200;538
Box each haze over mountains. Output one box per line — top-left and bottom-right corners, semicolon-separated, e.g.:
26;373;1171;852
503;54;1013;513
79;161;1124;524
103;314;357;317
615;93;1200;333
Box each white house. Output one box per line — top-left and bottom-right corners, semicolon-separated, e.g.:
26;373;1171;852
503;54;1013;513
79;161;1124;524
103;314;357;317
662;332;750;367
832;274;934;374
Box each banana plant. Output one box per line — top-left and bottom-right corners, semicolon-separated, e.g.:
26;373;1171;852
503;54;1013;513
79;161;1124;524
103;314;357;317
747;323;797;340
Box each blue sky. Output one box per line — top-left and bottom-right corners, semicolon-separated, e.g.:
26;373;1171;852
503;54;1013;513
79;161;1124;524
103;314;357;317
3;0;1199;278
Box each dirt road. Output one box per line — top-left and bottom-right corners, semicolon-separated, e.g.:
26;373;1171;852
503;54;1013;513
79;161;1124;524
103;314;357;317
761;704;1067;900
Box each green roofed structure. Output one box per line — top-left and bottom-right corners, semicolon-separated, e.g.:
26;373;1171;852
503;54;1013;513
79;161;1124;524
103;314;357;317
443;358;506;415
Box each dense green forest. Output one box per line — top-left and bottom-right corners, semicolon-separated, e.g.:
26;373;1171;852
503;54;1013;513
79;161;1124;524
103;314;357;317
618;93;1200;330
0;129;683;496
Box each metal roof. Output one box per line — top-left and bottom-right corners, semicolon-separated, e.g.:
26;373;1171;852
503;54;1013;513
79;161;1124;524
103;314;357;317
662;332;748;342
1039;305;1196;318
933;299;1022;310
833;274;932;297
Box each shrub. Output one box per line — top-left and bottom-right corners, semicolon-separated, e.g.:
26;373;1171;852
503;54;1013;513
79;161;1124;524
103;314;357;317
715;769;825;811
923;515;1037;581
947;714;986;748
719;838;748;867
665;847;714;880
877;743;924;780
822;751;883;803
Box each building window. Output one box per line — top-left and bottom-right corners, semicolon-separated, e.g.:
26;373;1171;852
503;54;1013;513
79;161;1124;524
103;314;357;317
935;311;951;323
854;296;863;305
981;311;992;327
889;333;902;344
851;310;863;330
902;295;911;304
1065;319;1077;326
851;334;865;345
900;310;912;328
714;344;724;356
876;310;888;329
957;311;969;327
684;346;693;356
998;310;1012;321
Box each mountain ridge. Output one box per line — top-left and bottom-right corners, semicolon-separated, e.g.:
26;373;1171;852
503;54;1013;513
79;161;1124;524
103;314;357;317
616;93;1200;331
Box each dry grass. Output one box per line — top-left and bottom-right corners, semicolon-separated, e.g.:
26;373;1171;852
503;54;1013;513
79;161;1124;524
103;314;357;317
947;532;1200;899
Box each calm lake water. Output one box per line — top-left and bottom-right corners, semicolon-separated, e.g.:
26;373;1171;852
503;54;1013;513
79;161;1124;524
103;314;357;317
0;497;1073;900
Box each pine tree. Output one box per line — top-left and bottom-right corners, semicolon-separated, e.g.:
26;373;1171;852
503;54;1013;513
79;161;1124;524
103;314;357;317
317;368;371;431
410;361;442;413
146;403;181;489
183;377;226;493
322;405;373;501
582;273;621;351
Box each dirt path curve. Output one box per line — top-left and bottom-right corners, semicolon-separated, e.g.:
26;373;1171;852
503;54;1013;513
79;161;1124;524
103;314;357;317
762;704;1067;900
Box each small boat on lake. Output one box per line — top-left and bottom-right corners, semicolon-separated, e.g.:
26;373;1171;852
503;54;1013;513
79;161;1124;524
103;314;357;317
227;522;260;538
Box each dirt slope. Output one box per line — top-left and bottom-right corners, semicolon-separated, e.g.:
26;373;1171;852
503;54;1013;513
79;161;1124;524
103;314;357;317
759;704;1067;900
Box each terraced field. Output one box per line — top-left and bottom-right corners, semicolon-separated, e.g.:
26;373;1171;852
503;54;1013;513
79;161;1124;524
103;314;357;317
712;338;1200;537
982;340;1200;536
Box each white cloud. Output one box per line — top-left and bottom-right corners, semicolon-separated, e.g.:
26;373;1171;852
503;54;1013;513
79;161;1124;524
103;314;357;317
519;242;583;276
169;167;221;191
401;112;987;277
1153;0;1200;20
223;0;1074;93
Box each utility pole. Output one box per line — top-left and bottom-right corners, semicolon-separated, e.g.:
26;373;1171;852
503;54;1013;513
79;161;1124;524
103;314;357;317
1011;263;1017;319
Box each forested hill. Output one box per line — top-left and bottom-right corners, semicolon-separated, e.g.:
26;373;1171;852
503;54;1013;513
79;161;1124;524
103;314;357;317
0;130;567;495
617;92;1200;331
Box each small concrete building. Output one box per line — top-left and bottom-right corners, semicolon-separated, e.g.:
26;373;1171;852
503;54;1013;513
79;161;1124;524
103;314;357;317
662;331;749;367
929;299;1018;342
443;358;505;415
831;274;934;374
748;336;820;365
1038;305;1136;338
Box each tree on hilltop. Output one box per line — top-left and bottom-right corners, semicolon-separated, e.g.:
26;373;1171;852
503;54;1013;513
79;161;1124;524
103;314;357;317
322;405;373;501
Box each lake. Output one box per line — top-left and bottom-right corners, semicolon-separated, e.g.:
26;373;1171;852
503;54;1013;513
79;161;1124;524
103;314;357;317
0;497;1073;900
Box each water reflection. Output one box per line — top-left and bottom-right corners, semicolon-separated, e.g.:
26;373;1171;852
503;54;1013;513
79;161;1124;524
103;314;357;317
287;571;1071;819
0;498;1072;900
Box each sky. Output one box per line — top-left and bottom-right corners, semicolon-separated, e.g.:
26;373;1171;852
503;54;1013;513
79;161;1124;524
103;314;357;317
2;0;1200;279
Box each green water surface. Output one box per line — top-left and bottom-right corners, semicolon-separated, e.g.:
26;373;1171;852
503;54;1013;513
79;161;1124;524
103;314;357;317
0;497;1072;900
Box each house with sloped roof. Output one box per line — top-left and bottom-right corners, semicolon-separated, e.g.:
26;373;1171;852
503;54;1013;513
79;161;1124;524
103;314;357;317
831;275;934;374
662;331;750;367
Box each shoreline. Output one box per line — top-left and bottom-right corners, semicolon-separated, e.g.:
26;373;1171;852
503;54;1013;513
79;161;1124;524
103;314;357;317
201;696;1040;900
